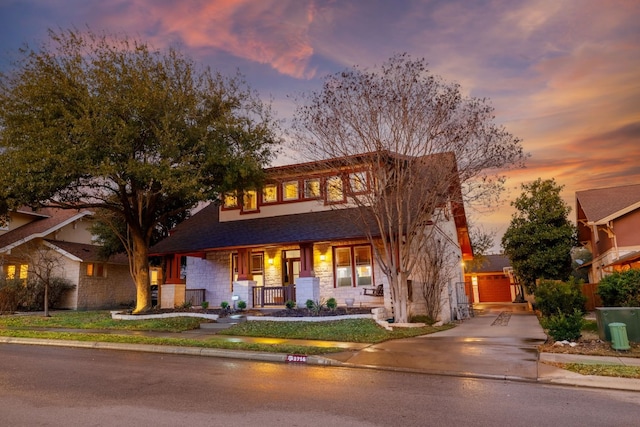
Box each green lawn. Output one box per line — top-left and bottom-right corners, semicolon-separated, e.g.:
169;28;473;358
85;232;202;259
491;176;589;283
551;362;640;379
0;311;454;354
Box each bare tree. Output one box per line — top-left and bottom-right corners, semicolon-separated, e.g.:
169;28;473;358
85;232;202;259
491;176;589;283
416;232;459;322
290;54;524;322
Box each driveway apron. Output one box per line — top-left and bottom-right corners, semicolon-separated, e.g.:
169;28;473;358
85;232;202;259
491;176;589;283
331;304;547;380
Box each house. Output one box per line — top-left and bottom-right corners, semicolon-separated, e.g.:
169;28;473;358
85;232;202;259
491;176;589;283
0;207;135;310
576;183;640;283
150;152;474;322
463;254;520;303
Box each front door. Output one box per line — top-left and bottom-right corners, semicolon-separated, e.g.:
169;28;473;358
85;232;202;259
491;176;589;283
282;250;300;286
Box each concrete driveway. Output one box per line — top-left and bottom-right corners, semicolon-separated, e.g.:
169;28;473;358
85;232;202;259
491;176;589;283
328;303;547;380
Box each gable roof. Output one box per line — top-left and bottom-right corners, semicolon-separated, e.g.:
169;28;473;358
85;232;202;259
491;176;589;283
44;240;129;264
576;184;640;224
150;203;380;255
0;207;93;253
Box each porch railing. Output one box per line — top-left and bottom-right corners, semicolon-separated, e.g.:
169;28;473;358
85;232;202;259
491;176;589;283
186;288;206;306
252;286;296;307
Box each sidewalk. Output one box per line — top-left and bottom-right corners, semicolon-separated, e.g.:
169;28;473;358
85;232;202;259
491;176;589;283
1;308;639;392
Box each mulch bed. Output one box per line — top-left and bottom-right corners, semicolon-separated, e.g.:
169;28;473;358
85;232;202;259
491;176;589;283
132;307;373;318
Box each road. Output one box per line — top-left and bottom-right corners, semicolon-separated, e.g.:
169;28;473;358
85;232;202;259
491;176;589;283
0;344;638;426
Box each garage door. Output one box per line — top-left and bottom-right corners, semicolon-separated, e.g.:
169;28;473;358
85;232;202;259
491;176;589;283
478;275;512;302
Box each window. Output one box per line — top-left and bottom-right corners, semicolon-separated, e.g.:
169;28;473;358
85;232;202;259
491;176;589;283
334;247;352;287
242;190;258;211
87;263;106;278
6;264;28;280
223;192;238;209
304;178;321;199
333;245;373;287
283;181;299;201
326;176;344;202
0;214;9;230
349;171;368;194
231;252;264;287
262;184;278;203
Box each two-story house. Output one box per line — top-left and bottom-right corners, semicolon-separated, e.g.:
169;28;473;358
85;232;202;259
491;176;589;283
576;183;640;283
0;207;135;310
150;152;473;322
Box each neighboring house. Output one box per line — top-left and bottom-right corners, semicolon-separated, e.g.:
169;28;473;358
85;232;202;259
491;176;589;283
576;183;640;283
0;207;135;310
150;153;473;323
464;254;518;303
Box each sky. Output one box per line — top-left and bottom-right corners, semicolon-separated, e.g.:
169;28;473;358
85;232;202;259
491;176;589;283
1;0;639;252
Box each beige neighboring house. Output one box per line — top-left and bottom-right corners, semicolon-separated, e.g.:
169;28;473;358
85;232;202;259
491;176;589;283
0;207;135;310
576;183;640;283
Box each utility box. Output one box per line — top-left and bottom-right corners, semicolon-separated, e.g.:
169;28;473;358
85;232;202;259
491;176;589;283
609;323;631;351
596;308;640;342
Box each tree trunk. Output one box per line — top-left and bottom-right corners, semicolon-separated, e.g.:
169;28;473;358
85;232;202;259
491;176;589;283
131;233;151;314
44;281;49;317
388;271;410;323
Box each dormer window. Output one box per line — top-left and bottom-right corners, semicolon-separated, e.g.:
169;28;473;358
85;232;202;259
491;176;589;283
304;178;321;199
242;190;258;211
223;192;238;209
262;184;278;203
283;180;299;201
326;175;344;203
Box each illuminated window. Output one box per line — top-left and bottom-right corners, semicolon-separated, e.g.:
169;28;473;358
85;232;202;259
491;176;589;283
326;176;344;202
223;193;238;208
262;184;278;203
6;265;16;279
19;265;28;280
243;190;258;211
87;263;106;278
304;178;321;199
0;214;9;230
333;245;373;287
349;172;368;194
283;181;299;201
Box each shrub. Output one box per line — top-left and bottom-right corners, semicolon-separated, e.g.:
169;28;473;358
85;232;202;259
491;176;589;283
237;300;247;310
285;300;296;309
220;301;229;309
540;309;584;341
176;300;192;309
201;301;209;309
410;315;435;325
18;277;75;311
597;269;640;307
305;299;315;309
0;278;23;313
326;297;337;310
535;278;586;317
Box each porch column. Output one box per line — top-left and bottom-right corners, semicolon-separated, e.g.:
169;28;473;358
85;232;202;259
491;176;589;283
295;277;320;308
299;243;315;277
237;248;253;280
164;254;184;284
232;280;255;308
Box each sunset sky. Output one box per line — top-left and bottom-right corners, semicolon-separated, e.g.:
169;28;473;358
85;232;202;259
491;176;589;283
1;0;638;252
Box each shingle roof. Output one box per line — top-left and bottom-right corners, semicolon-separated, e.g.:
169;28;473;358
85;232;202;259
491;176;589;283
46;240;129;264
150;203;379;255
0;208;93;252
576;184;640;223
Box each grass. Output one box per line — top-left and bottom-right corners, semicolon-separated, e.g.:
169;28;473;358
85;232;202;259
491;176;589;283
218;319;454;343
547;362;640;379
0;310;453;354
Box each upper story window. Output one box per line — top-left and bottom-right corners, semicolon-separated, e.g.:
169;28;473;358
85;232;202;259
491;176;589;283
349;171;368;194
0;214;9;230
242;190;258;211
326;175;344;203
304;178;321;199
223;192;238;209
262;184;278;203
283;180;299;201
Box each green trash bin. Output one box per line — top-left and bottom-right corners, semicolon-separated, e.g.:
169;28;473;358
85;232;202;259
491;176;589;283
609;322;631;351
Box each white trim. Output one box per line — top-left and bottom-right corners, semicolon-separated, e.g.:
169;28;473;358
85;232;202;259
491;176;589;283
0;210;93;253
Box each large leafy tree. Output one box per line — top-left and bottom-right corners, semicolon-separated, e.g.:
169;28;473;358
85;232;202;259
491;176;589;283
290;54;525;323
0;29;279;312
501;178;576;292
